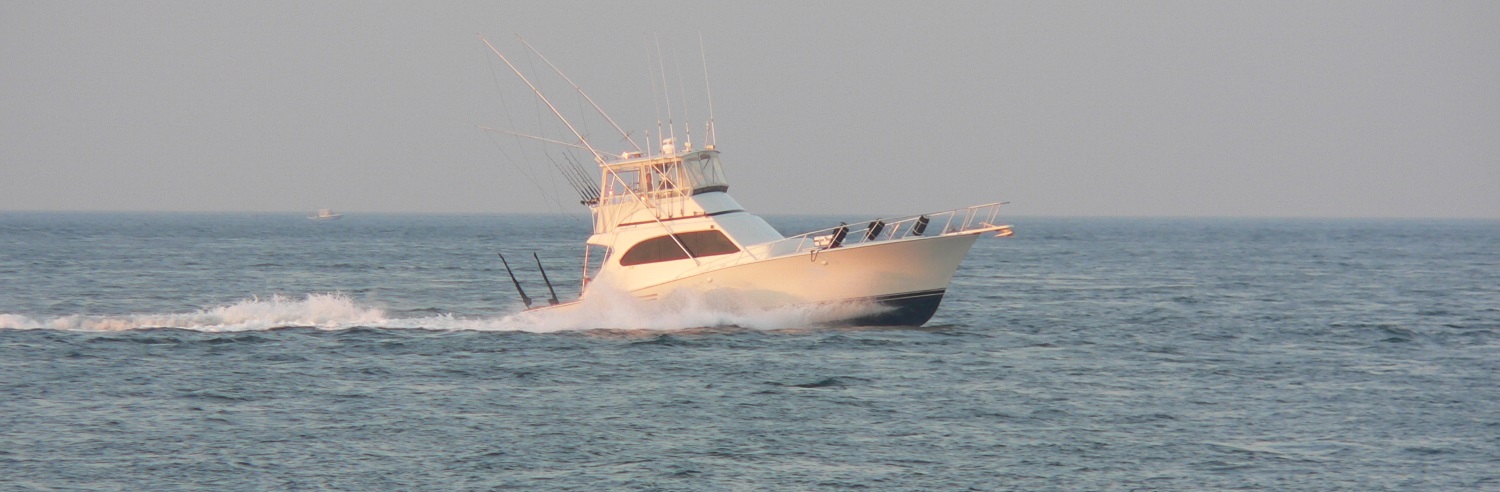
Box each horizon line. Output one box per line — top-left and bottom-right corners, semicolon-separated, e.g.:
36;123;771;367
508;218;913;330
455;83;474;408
2;209;1497;222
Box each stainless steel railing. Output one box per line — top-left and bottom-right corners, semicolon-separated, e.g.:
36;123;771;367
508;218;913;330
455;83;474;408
722;202;1008;265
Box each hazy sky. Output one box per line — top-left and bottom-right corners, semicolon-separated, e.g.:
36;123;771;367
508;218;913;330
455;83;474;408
3;1;1497;218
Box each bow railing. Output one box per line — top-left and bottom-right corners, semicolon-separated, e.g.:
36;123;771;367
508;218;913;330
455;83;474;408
719;202;1010;267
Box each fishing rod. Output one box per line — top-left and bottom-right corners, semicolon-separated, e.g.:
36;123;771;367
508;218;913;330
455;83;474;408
498;254;532;308
534;253;560;306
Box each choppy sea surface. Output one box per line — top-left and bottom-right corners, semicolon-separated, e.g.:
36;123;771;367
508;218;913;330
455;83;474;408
2;212;1497;490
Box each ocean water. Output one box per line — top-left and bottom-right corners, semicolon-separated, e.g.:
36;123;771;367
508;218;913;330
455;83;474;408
2;212;1498;490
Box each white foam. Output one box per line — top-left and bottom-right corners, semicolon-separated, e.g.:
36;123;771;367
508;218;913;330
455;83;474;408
0;293;387;332
0;314;42;330
0;289;888;333
465;285;890;333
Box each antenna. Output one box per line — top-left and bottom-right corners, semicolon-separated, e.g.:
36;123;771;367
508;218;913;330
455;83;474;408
673;43;692;151
518;36;643;154
643;34;662;157
654;33;675;149
479;35;606;165
699;32;717;146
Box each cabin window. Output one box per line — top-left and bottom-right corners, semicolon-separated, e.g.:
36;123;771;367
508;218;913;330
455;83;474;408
682;152;729;194
646;163;682;193
619;230;740;266
608;169;641;195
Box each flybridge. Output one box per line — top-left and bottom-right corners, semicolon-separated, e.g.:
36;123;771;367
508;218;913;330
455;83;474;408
590;144;737;237
600;144;730;202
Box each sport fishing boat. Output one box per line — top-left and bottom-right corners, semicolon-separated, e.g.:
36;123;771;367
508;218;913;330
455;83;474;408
484;37;1011;326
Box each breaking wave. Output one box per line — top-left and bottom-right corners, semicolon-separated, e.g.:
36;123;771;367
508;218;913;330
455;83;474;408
0;289;888;333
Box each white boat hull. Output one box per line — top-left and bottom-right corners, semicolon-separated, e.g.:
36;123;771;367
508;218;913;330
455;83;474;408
534;232;983;326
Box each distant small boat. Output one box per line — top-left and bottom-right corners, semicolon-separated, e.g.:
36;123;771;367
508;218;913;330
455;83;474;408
308;209;343;221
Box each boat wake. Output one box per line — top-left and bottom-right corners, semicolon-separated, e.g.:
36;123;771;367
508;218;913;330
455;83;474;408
0;291;888;333
0;293;386;332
